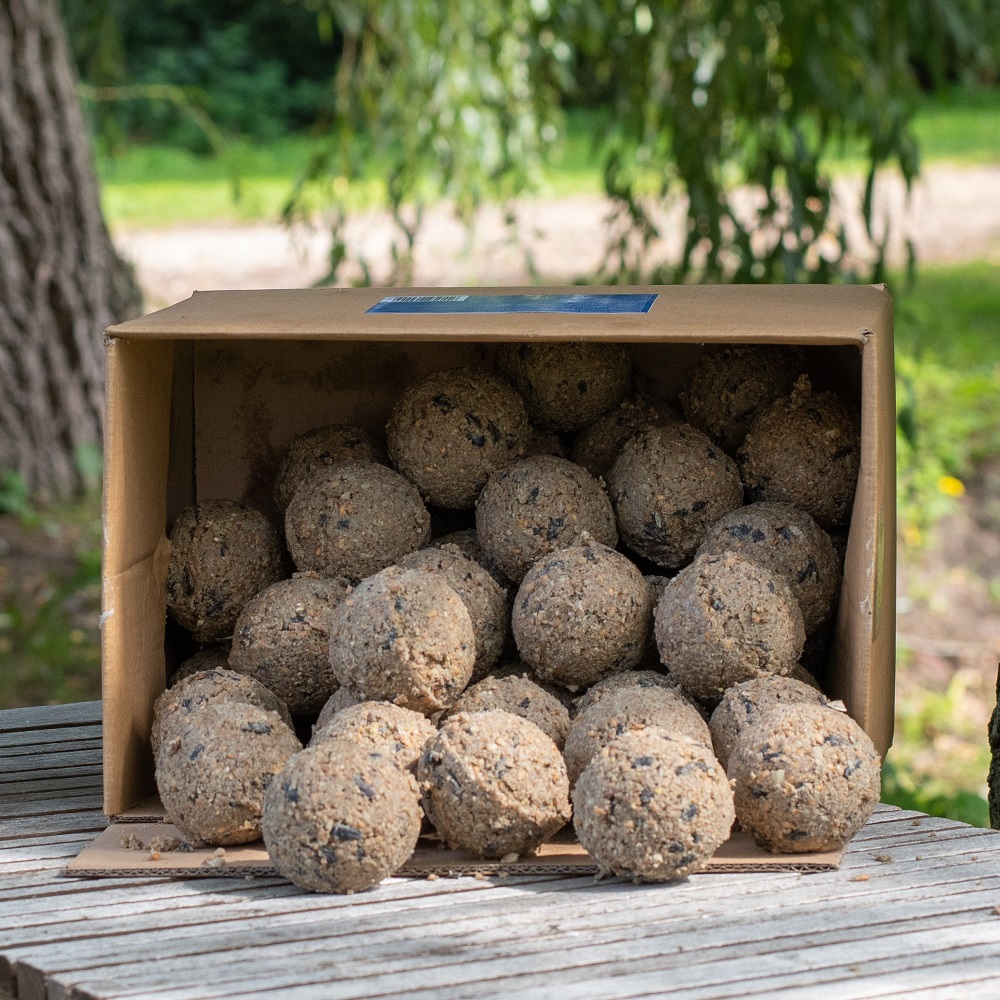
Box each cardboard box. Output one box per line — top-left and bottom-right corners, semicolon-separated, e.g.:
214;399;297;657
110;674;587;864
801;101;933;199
92;283;895;877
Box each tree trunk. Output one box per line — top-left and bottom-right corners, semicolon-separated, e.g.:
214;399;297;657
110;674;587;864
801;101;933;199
0;0;142;502
990;663;1000;830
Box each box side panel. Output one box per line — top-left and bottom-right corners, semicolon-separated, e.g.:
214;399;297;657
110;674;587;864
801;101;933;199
828;293;895;757
102;338;175;815
166;342;195;527
192;340;492;519
866;292;896;754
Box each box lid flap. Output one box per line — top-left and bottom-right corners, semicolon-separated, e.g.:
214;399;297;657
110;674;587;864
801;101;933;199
106;285;890;344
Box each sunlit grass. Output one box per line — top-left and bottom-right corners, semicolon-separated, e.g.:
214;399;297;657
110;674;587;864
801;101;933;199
895;261;1000;544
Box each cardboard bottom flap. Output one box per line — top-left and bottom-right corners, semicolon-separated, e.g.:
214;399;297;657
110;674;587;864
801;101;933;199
67;812;844;880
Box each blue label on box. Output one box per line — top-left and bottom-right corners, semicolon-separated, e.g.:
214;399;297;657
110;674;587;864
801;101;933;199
367;293;658;315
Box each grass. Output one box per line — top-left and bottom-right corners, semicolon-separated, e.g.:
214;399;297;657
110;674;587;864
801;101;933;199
0;490;102;709
97;86;1000;229
895;261;1000;545
879;259;1000;827
883;657;994;828
909;87;1000;165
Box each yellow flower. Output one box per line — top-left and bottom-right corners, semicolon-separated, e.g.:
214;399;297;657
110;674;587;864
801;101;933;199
902;523;922;547
938;475;965;498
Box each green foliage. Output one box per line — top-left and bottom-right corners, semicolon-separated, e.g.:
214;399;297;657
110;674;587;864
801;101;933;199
0;488;102;710
0;471;31;520
881;759;990;828
287;0;996;285
286;0;568;283
903;0;1000;87
908;86;1000;163
894;262;1000;545
62;0;335;150
883;658;994;830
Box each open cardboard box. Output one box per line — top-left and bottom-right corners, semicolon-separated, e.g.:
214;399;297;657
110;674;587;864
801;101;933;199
79;284;895;880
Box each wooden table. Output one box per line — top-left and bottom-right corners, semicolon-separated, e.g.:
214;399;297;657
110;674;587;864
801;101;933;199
4;701;1000;1000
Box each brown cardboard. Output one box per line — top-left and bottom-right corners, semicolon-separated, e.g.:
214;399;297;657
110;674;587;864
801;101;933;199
77;794;842;877
67;820;844;879
98;283;895;875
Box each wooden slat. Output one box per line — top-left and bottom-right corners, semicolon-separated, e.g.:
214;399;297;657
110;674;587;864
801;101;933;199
0;842;97;874
0;703;101;733
34;877;1000;1000
3;823;997;951
0;810;106;840
205;923;1000;1000
0;793;105;820
0;747;103;775
869;975;1000;1000
54;894;1000;1000
1;738;102;760
0;770;102;797
0;727;101;751
11;860;997;1000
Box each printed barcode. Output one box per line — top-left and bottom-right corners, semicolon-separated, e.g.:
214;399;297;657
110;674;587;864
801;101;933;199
380;295;470;303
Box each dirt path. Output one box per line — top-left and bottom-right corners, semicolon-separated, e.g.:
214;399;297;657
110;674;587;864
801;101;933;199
115;163;1000;309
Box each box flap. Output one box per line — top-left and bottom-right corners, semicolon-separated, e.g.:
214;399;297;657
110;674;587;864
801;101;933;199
106;285;887;345
67;821;843;879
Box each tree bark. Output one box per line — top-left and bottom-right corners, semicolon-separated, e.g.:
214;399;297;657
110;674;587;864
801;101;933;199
990;663;1000;829
0;0;141;502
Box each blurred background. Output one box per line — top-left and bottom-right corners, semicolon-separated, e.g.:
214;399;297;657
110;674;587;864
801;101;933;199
1;0;998;826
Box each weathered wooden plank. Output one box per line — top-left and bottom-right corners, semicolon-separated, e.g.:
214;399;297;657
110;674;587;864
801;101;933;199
621;944;1000;1000
1;738;102;761
0;728;101;752
0;875;581;994
13;864;1000;1000
850;822;999;848
0;802;981;901
849;824;973;848
211;921;1000;1000
0;843;96;876
763;965;1000;1000
843;835;999;868
13;880;1000;1000
0;793;104;820
2;706;998;1000
0;810;994;935
868;973;1000;1000
0;703;101;733
0;770;101;797
0;748;103;775
0;830;103;852
0;874;581;950
0;810;106;840
0;874;186;907
10;875;296;923
864;805;927;822
41;882;1000;1000
2;876;559;996
56;897;1000;1000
